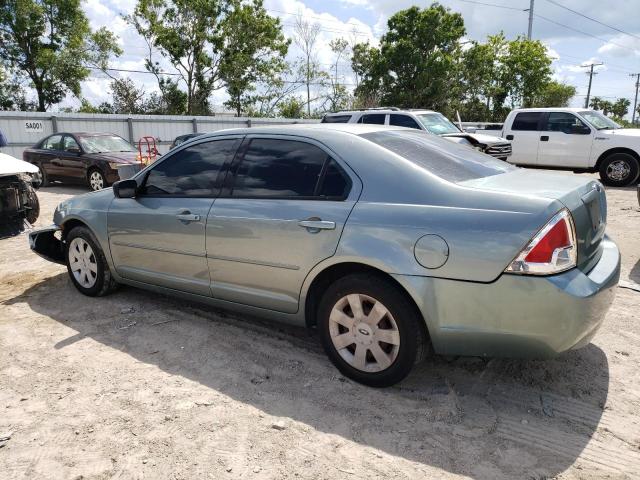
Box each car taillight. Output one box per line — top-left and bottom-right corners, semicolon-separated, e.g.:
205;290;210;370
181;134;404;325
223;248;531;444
505;209;577;275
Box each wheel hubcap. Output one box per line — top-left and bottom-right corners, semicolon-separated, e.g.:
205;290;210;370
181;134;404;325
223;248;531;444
329;294;400;373
90;172;104;190
68;238;98;288
607;160;630;182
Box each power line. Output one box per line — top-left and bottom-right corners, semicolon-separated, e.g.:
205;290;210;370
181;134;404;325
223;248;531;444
544;0;640;41
534;13;638;53
453;0;523;12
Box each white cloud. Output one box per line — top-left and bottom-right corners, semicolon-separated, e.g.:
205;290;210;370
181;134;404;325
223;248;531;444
597;34;640;58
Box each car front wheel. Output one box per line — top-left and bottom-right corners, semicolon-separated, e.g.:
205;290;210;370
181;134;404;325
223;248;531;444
599;153;639;187
318;273;427;387
88;169;107;191
65;226;118;296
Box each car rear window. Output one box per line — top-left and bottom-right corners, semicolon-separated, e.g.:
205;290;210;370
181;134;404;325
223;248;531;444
511;112;542;131
361;130;515;182
321;115;352;123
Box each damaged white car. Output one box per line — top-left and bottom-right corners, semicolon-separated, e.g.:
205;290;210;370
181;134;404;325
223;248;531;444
0;152;41;237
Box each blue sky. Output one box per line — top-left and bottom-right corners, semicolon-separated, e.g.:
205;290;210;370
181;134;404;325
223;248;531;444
77;0;640;119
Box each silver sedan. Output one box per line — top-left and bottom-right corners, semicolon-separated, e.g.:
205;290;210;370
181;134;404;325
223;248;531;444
29;124;620;387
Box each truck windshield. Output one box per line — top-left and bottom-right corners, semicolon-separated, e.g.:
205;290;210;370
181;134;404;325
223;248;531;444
415;113;461;135
579;110;621;130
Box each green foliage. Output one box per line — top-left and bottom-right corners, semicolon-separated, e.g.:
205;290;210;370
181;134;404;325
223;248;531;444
530;81;576;108
278;96;304;118
353;4;465;112
590;97;630;118
0;0;121;111
221;0;289;116
0;66;32;110
130;0;287;116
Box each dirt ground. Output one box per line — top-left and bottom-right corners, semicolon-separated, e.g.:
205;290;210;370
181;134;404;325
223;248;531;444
1;177;639;480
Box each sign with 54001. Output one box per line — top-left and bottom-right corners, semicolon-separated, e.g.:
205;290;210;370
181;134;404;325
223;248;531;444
24;121;44;133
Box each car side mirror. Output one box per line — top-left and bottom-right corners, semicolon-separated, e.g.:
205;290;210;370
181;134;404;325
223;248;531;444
113;179;138;198
571;124;591;135
67;147;81;154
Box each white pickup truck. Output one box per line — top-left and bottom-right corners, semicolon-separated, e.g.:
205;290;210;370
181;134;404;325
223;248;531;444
502;108;640;186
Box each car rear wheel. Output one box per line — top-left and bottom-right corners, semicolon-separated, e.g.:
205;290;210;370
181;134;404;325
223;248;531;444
599;153;639;187
88;169;107;191
318;273;427;387
65;226;118;296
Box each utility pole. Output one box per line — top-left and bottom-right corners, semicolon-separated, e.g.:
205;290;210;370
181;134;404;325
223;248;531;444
526;0;535;40
631;73;640;125
583;62;603;108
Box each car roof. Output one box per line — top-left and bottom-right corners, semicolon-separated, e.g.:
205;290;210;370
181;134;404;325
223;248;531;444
47;132;122;137
511;107;588;113
324;109;438;115
199;123;405;138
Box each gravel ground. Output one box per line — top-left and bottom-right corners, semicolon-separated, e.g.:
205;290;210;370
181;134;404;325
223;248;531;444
1;178;639;480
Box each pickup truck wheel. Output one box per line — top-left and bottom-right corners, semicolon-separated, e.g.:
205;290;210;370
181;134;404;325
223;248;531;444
65;226;119;297
599;153;639;187
317;273;428;387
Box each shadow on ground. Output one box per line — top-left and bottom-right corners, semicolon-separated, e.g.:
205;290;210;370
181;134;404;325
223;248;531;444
5;273;614;479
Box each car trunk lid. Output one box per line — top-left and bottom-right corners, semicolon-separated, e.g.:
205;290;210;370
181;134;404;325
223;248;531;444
459;170;607;273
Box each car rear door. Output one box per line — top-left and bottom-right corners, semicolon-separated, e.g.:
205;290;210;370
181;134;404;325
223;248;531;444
206;135;361;313
38;134;64;179
504;112;543;165
389;114;422;130
108;136;242;295
536;112;594;169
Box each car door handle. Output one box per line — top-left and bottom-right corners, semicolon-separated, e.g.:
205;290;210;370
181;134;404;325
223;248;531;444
540;136;549;141
176;212;200;222
506;134;514;140
298;219;336;231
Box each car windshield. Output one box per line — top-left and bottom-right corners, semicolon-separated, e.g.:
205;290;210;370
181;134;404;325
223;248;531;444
415;113;461;135
79;135;134;153
361;130;515;182
579;110;621;130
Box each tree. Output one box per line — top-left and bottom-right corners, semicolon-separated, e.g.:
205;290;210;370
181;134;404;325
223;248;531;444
501;37;553;109
0;0;121;111
278;96;304;118
590;96;613;115
352;4;465;111
530;81;576;108
0;66;30;110
221;0;289;116
129;0;287;116
323;38;352;112
610;98;630;118
293;15;323;117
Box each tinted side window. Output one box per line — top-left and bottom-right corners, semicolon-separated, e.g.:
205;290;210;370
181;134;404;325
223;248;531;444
321;115;352;123
511;112;542;131
318;159;350;198
389;114;421;129
231;139;327;198
544;112;589;134
359;114;386;125
143;139;239;197
43;135;63;150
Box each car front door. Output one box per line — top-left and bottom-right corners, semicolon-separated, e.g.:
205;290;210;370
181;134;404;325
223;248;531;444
536;112;594;169
505;112;543;165
389;114;422;130
206;136;360;314
58;135;86;181
107;137;242;295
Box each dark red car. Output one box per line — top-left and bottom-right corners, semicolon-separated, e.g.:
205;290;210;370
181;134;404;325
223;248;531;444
23;132;142;191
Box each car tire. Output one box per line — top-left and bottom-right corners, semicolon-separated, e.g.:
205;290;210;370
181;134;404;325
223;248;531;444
88;169;107;191
317;273;428;387
65;226;119;297
24;185;39;224
37;165;49;187
599;153;639;187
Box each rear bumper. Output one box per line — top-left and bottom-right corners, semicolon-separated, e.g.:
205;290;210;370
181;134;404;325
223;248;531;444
28;225;65;265
394;236;620;358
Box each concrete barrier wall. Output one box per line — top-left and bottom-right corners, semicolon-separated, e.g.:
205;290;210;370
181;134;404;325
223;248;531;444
0;111;318;159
